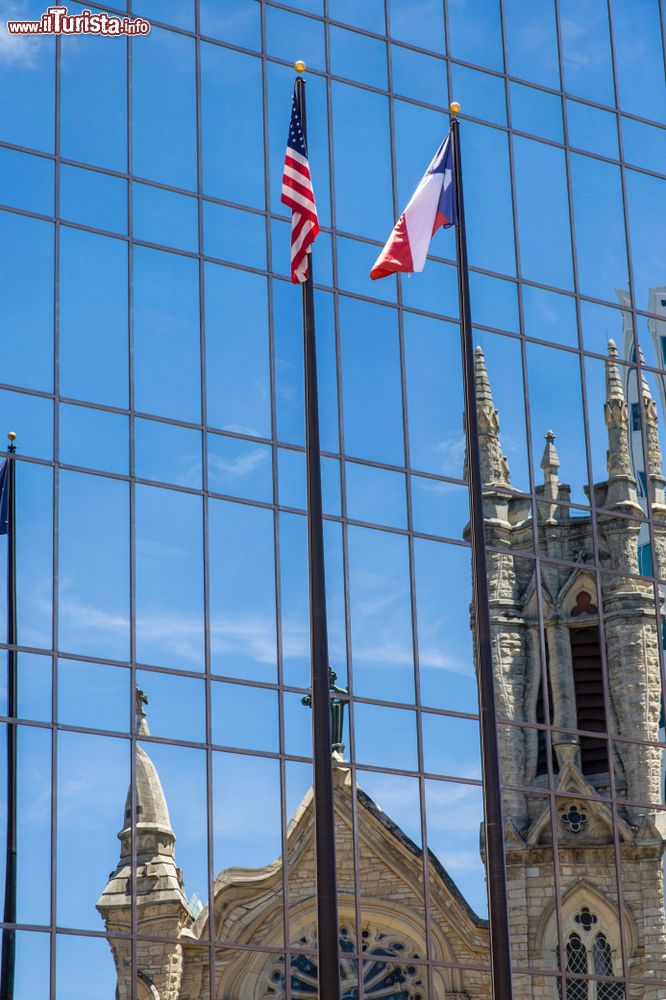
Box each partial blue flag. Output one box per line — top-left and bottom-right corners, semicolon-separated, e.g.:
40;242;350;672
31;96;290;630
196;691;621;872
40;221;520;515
0;459;8;535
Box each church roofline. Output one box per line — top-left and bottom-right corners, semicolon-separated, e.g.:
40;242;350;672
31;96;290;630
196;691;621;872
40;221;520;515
193;778;489;942
355;786;489;929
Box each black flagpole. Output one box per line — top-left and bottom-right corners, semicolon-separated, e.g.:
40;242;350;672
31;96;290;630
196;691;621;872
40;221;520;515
1;431;17;1000
294;69;341;1000
449;108;514;1000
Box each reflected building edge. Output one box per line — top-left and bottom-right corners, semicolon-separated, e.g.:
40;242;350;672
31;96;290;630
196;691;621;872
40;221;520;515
476;341;666;994
95;342;666;998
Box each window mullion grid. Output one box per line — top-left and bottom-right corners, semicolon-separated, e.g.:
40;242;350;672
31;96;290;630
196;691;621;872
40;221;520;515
552;1;631;993
384;5;439;998
49;28;62;1000
321;3;369;987
606;0;666;913
259;0;297;991
124;24;140;1000
606;0;664;991
320;1;369;992
498;0;571;983
193;1;220;992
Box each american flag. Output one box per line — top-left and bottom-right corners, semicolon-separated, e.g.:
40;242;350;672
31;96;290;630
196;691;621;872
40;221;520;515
281;85;319;284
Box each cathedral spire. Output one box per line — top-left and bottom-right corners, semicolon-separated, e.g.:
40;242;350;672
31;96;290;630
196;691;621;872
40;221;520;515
121;688;175;861
473;346;511;488
604;340;640;510
638;347;666;511
97;684;190;930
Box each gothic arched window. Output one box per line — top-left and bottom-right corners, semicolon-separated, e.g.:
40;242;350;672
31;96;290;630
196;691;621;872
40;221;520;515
556;929;625;1000
264;927;425;1000
593;935;624;1000
564;933;590;1000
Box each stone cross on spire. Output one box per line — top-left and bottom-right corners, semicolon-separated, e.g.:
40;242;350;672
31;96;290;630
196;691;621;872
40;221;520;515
604;340;640;511
473;346;511;488
301;668;348;757
135;685;150;737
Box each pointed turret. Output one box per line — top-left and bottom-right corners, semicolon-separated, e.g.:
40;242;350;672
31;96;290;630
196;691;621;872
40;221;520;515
638;348;666;512
119;718;176;867
474;346;511;489
604;340;641;511
97;688;191;999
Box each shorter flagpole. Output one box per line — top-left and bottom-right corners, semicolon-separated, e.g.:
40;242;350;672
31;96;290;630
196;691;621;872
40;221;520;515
293;66;342;1000
449;107;514;1000
1;431;18;1000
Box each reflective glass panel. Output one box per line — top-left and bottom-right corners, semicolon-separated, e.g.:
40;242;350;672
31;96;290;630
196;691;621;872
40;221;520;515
513;136;573;290
347;524;414;703
205;263;270;437
60;164;127;235
611;0;666;124
60;228;128;408
0;212;53;393
61;31;125;170
201;43;265;208
58;470;129;661
558;0;614;106
0;26;54;152
133;182;198;253
135;418;202;489
59;403;128;476
339;297;404;466
135;484;204;670
389;0;445;50
209;498;277;682
0;146;53;216
200;0;261;49
134;245;201;423
503;0;559;88
132;26;196;190
566;100;619;159
448;0;503;71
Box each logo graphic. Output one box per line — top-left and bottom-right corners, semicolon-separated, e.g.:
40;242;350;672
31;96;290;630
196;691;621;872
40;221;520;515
7;5;150;35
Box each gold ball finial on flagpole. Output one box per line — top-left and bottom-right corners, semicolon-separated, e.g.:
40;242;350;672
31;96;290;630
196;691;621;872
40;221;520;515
449;101;461;116
294;60;306;73
7;432;16;443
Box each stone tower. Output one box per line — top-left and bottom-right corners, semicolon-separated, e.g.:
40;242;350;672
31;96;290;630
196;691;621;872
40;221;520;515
97;689;193;1000
474;343;666;995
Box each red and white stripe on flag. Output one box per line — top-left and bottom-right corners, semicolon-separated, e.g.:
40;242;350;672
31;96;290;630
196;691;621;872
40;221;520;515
281;89;319;283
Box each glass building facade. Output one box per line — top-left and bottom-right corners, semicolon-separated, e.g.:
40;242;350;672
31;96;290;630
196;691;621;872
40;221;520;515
0;0;665;997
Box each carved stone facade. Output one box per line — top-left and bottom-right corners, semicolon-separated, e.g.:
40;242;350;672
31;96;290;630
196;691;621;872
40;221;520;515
98;343;666;998
475;342;666;998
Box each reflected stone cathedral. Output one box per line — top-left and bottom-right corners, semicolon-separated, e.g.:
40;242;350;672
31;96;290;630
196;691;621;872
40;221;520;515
97;343;666;999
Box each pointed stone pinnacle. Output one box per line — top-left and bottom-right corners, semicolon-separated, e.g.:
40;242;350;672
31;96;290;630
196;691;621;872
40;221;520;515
606;340;625;402
472;345;510;488
638;346;653;398
541;430;560;472
474;345;494;406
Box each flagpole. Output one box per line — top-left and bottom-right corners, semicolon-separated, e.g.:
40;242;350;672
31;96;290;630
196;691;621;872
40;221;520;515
294;66;341;1000
449;107;514;1000
1;431;17;1000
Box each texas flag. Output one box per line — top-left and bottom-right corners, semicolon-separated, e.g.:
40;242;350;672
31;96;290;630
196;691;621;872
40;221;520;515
370;132;457;280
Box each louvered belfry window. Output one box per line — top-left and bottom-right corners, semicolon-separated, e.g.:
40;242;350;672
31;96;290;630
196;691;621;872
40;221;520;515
570;627;609;775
